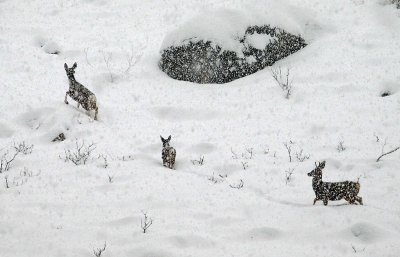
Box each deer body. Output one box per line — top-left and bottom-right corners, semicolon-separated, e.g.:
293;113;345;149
308;161;363;206
161;135;176;169
64;63;98;120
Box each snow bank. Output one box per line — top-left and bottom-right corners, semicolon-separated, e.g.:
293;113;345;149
161;1;307;53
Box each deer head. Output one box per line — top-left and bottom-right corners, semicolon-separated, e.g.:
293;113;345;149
160;135;171;148
307;161;326;178
64;62;77;78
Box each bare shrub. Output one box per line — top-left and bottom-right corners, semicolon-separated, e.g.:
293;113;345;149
376;138;399;162
14;141;34;155
118;155;134;161
241;161;249;170
4;167;40;189
124;44;145;74
191;156;204;166
4;176;9;189
270;66;293;99
102;51;114;83
141;211;153;233
19;167;40;178
231;147;254;159
84;47;93;67
231;147;239;159
337;141;346;152
284;141;310;162
373;133;380;142
285;168;294;185
208;172;226;184
229;179;244;189
283;141;293;162
107;174;114;183
295;149;310;162
93;242;106;257
351;244;365;253
97;154;108;168
0;149;19;173
60;139;96;165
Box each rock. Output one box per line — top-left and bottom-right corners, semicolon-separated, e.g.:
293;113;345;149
52;133;66;142
159;25;306;84
42;40;61;55
391;0;400;8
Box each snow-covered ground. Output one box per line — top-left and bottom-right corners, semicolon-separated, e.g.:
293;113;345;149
1;0;400;256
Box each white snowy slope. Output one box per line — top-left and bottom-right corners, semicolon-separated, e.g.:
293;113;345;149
0;0;400;257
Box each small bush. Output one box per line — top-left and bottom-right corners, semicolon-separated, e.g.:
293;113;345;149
0;149;18;173
60;139;96;165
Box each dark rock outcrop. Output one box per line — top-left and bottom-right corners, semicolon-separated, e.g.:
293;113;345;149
160;25;306;84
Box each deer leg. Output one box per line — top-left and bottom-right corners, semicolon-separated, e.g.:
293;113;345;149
313;198;318;205
355;196;363;205
323;198;328;206
64;92;69;104
344;196;353;204
94;107;98;121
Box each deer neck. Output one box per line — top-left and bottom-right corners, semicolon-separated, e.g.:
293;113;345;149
312;176;322;189
67;75;76;86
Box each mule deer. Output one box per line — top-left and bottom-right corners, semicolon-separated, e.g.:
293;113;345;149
160;135;176;169
307;161;363;206
64;62;98;120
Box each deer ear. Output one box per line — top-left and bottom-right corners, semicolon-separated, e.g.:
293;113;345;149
160;135;164;142
72;62;77;68
64;63;68;70
168;135;171;141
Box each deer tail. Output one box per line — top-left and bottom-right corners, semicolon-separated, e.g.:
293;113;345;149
88;95;98;109
354;182;361;194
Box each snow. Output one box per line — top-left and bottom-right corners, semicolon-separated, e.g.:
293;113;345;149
1;0;400;257
161;1;307;54
245;33;277;50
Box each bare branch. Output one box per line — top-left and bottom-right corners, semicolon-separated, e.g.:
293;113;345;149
376;146;400;162
98;154;108;168
283;142;293;162
243;148;254;159
14;141;34;155
295;149;310;162
0;150;19;173
285;168;294;185
141;211;153;233
60;139;96;165
191;156;204;166
124;44;145;74
102;51;114;83
231;147;239;159
107;174;114;183
229;179;244;189
93;242;106;257
337;141;346;152
84;47;93;67
270;66;293;99
4;176;9;189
